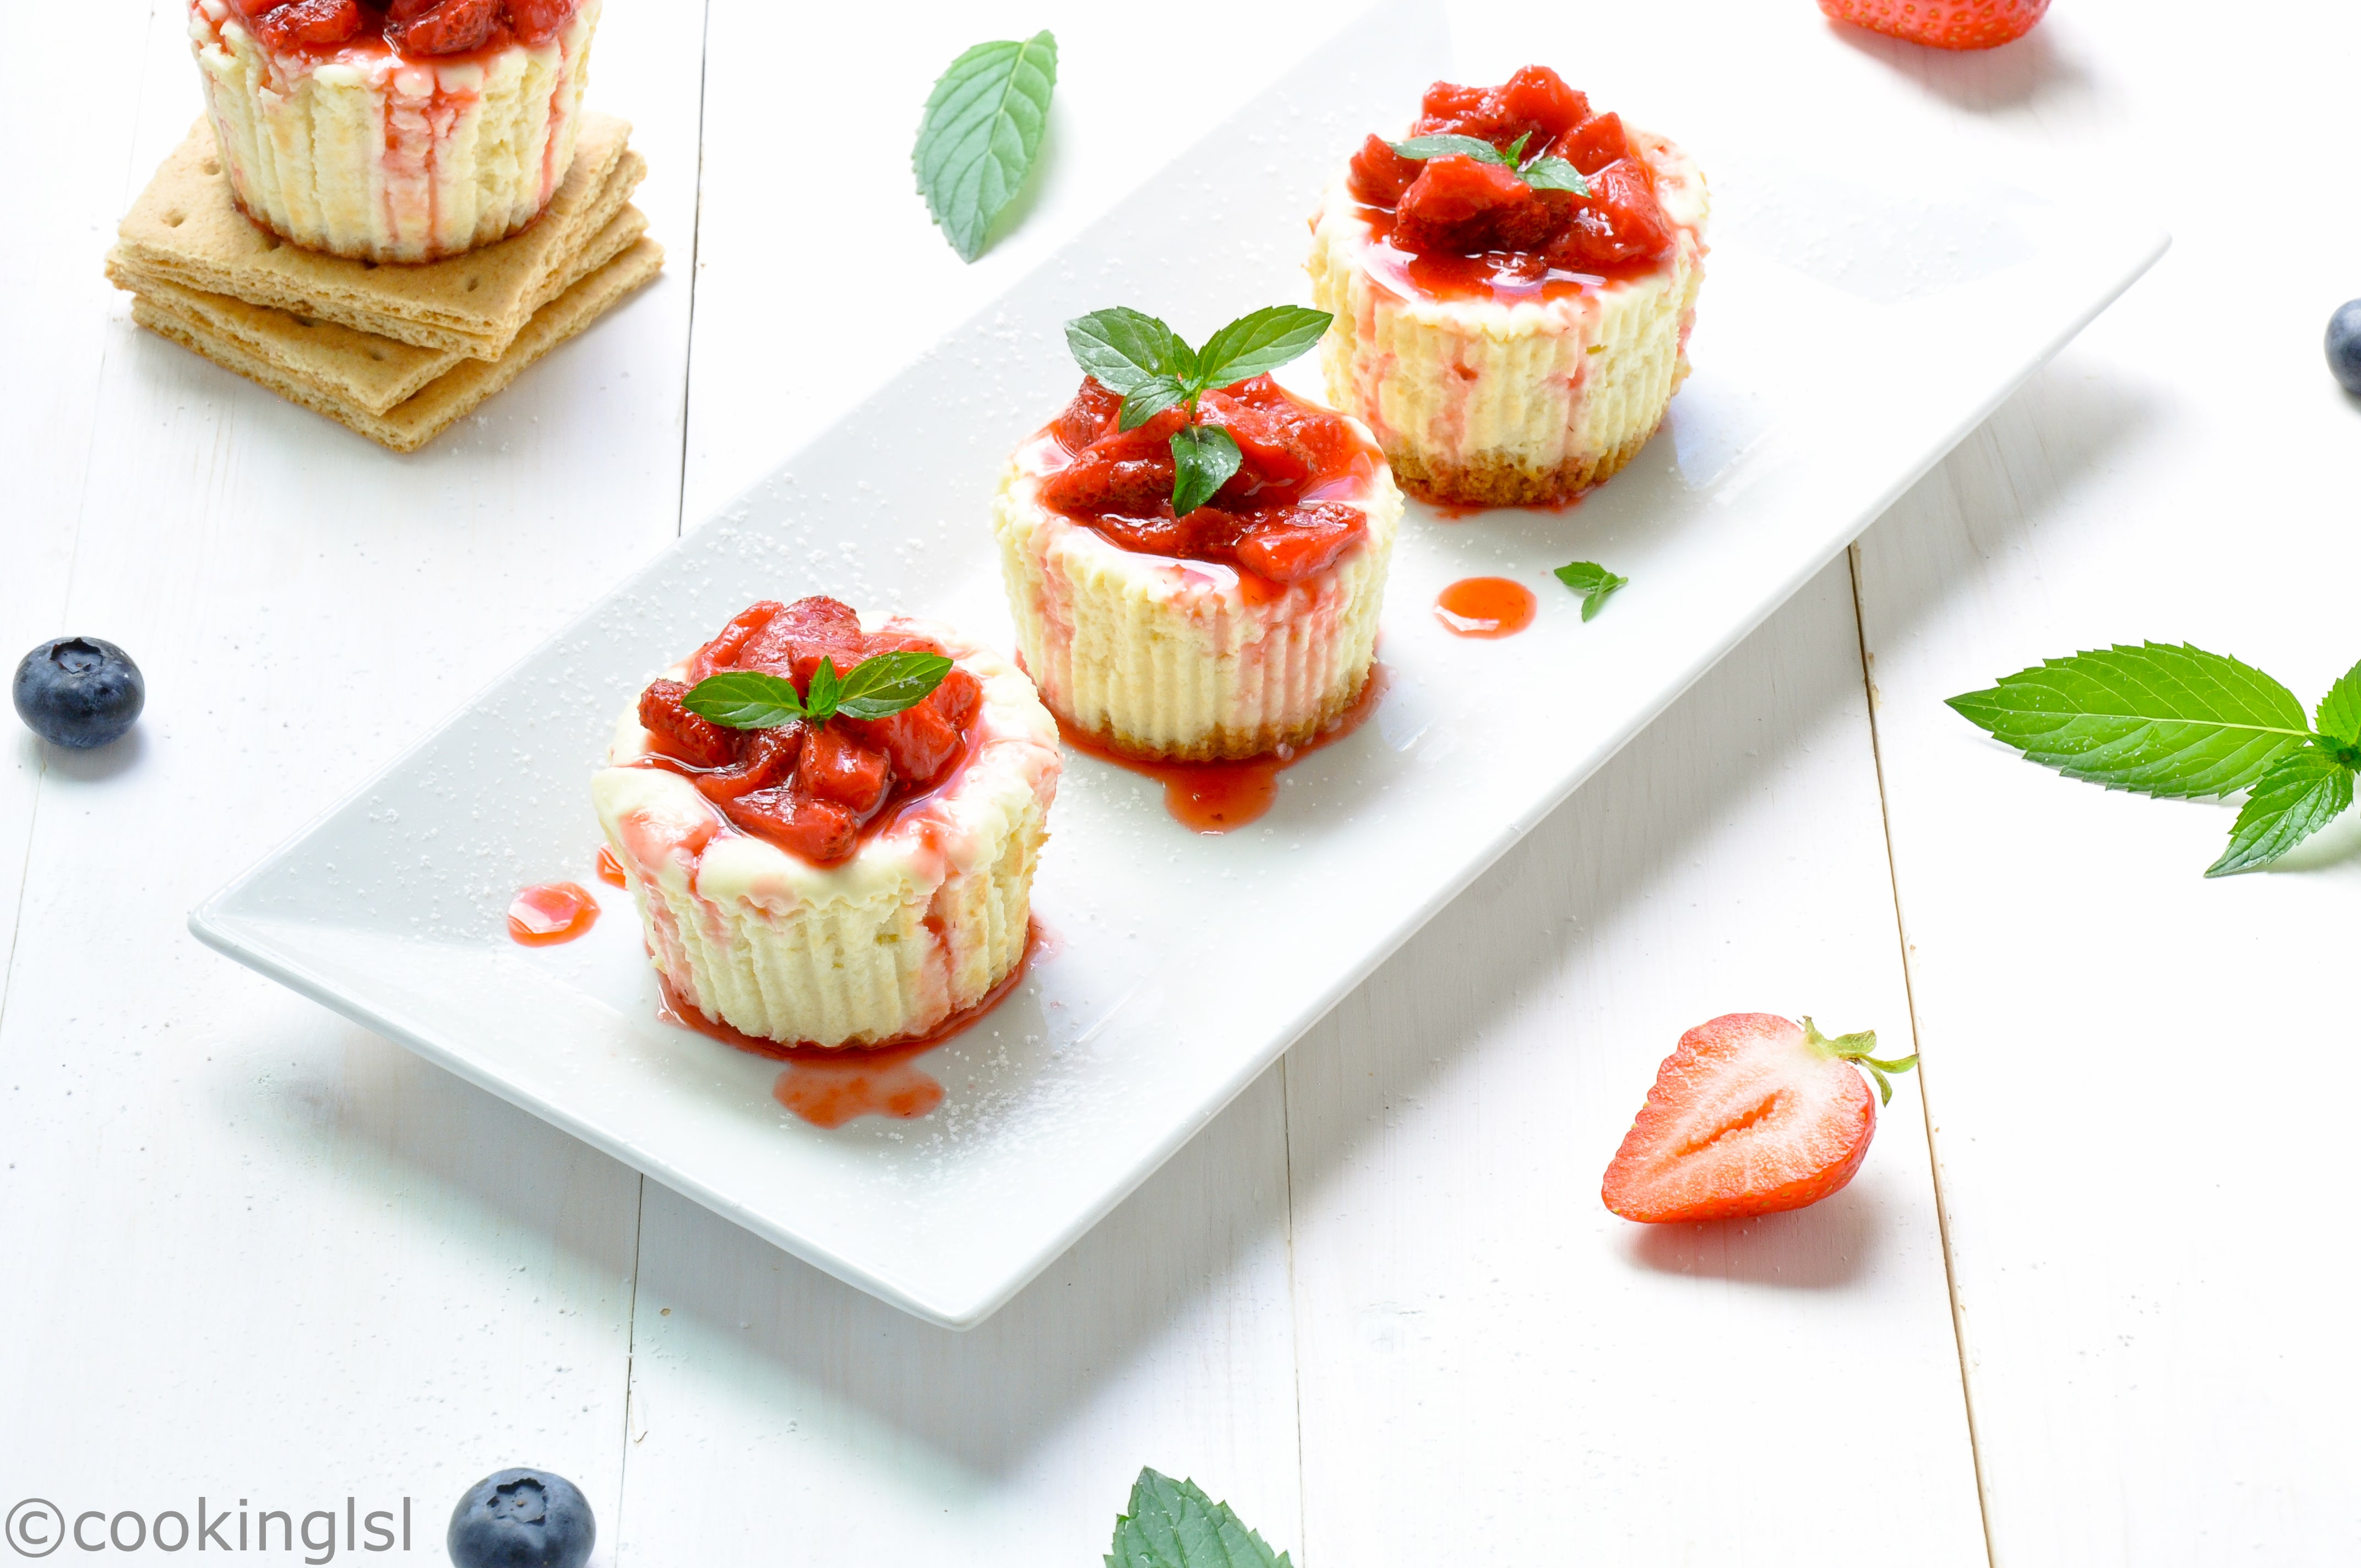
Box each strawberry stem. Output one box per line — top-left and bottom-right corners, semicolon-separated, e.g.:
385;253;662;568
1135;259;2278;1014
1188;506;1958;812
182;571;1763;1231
1802;1015;1919;1107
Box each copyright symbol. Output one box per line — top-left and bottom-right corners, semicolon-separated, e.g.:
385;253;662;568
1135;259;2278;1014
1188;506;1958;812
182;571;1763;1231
4;1500;62;1558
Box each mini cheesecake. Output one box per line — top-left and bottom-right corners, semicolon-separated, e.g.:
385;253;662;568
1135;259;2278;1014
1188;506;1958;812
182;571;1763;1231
993;375;1401;761
1309;66;1707;507
592;597;1061;1050
188;0;600;263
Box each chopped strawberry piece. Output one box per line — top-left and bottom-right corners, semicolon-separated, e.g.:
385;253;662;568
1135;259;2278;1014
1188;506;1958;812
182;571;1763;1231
388;0;501;54
1544;159;1674;270
737;595;865;682
1232;505;1364;582
1200;386;1315;489
794;723;891;816
1497;66;1588;139
689;723;802;802
1416;81;1487;126
722;789;861;867
1347;134;1422;206
1395;154;1534;255
1556;112;1630;176
1601;1014;1917;1223
687;601;782;682
638;679;739;769
1050;378;1125;453
932;666;982;731
844;705;960;789
502;0;576;43
253;0;363;47
1040;454;1177;518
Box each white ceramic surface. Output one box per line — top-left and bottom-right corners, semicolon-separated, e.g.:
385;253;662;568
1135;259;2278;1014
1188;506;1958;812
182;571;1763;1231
188;3;2165;1327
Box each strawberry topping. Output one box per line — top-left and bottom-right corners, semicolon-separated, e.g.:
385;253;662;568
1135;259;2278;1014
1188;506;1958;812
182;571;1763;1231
1036;374;1372;585
633;598;984;868
1347;66;1680;277
231;0;583;57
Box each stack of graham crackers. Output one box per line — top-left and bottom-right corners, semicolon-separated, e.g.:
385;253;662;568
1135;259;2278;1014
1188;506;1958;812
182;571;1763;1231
106;112;662;452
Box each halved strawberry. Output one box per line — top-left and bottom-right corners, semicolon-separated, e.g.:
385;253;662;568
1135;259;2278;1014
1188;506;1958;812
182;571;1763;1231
1817;0;2050;51
1601;1013;1918;1223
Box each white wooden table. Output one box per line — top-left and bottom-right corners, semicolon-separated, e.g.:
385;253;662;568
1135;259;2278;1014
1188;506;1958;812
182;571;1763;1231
6;1;2355;1561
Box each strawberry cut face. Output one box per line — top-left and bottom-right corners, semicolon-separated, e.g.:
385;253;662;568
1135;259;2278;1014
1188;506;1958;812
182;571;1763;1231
1600;1013;1904;1224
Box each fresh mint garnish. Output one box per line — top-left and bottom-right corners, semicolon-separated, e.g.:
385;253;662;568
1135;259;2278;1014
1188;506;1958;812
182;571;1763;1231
913;31;1057;263
1063;304;1332;514
1105;1468;1291;1568
1553;559;1628;621
1947;644;2361;876
1169;424;1243;516
1389;132;1591;198
683;651;953;730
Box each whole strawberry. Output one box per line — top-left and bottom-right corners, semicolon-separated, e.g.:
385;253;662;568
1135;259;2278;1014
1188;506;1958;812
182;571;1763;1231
1818;0;2050;51
1601;1013;1918;1223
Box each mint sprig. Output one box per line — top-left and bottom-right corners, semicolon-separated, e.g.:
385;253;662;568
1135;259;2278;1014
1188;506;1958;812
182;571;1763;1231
1063;304;1332;516
683;651;953;730
1389;131;1591;197
1106;1469;1290;1568
913;31;1057;263
1553;559;1628;622
1947;644;2361;876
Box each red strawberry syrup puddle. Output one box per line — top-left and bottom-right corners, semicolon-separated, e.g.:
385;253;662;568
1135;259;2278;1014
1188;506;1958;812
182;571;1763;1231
1058;663;1391;833
1434;577;1536;638
507;881;600;945
654;922;1050;1129
594;845;628;887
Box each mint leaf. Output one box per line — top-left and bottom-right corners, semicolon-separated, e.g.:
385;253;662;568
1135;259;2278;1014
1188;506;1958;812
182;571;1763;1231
1517;154;1592;196
1194;306;1333;389
1389;133;1509;166
1552;560;1628;622
801;657;846;725
913;31;1057;263
835;651;954;720
681;671;804;729
1117;374;1190;431
2205;742;2355;876
1169;424;1241;515
1106;1469;1290;1568
2315;657;2361;749
1945;643;2312;799
1066;308;1188;393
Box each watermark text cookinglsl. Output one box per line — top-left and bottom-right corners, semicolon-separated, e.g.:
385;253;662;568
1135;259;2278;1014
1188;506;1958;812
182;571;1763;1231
6;1498;414;1561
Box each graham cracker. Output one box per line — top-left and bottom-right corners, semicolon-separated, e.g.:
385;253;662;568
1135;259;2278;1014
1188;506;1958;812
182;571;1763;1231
118;204;648;415
133;236;665;453
113;112;637;360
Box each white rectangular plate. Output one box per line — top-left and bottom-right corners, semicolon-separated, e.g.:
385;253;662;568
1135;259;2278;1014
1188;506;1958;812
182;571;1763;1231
192;2;2165;1327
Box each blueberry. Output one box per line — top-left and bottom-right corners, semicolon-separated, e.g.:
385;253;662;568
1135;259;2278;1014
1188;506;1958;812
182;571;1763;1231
2329;300;2361;395
13;637;144;748
447;1469;595;1568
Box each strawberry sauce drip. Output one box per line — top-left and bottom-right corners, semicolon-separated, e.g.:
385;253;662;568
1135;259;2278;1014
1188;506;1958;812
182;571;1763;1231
1060;664;1389;833
594;845;628;887
652;924;1046;1128
1345;66;1678;302
507;881;600;945
1435;577;1537;638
